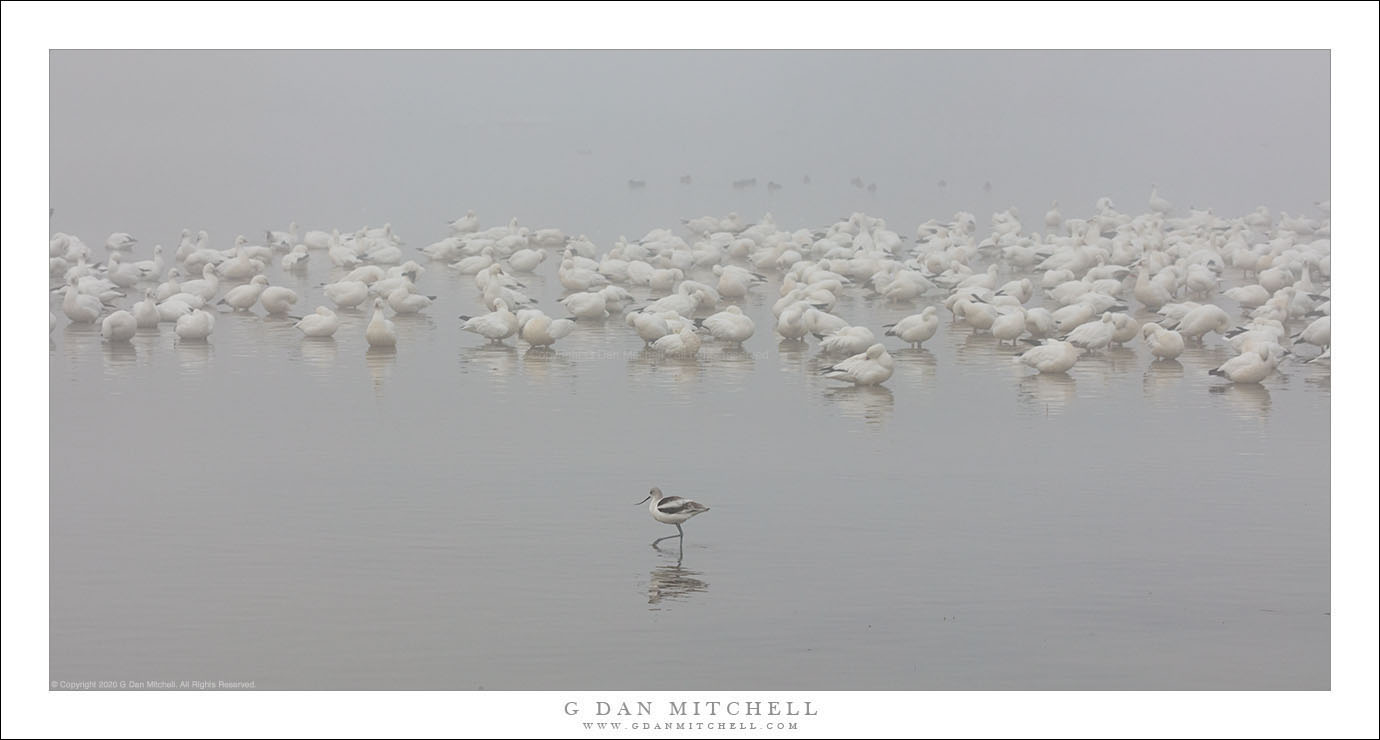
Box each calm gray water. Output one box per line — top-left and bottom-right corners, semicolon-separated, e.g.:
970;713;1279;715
49;235;1329;690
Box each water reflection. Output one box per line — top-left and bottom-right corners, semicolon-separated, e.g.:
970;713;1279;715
1303;368;1330;393
563;315;621;347
392;313;437;345
131;330;162;357
802;350;833;376
647;558;709;610
823;385;894;427
61;321;100;347
1082;346;1138;375
775;339;810;370
704;345;757;382
625;348;702;390
459;343;519;385
1179;343;1234;374
62;324;100;368
174;340;212;371
954;329;1000;369
1017;373;1077;415
100;343;138;374
299;337;339;377
890;347;936;392
1209;383;1272;420
261;314;302;343
221;311;269;360
365;346;397;393
1142;359;1184;400
520;346;580;387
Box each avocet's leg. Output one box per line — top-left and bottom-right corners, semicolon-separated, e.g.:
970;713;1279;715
651;524;684;548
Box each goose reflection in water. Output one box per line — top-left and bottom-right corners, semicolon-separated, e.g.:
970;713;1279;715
1082;345;1138;375
388;311;437;345
365;345;396;393
1304;365;1330;393
520;345;576;383
1210;382;1272;420
130;330;160;358
953;329;1000;368
61;322;101;341
705;345;757;381
100;341;138;373
1017;373;1076;415
459;343;519;383
261;312;305;342
778;338;805;361
299;337;338;377
174;339;212;371
626;347;702;390
889;347;936;390
822;384;894;427
774;338;810;370
61;323;100;369
647;558;709;609
1142;359;1184;400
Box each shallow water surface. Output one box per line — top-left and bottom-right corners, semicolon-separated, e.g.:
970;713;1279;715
50;248;1329;690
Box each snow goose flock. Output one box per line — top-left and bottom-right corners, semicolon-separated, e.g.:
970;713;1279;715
49;186;1331;399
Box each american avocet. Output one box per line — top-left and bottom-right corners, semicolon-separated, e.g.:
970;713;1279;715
637;486;710;548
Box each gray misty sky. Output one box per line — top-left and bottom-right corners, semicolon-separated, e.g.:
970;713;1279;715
50;50;1328;247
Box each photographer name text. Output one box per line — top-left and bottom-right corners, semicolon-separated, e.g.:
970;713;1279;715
565;700;816;717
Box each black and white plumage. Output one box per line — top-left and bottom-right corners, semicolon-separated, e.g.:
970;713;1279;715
637;486;710;548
